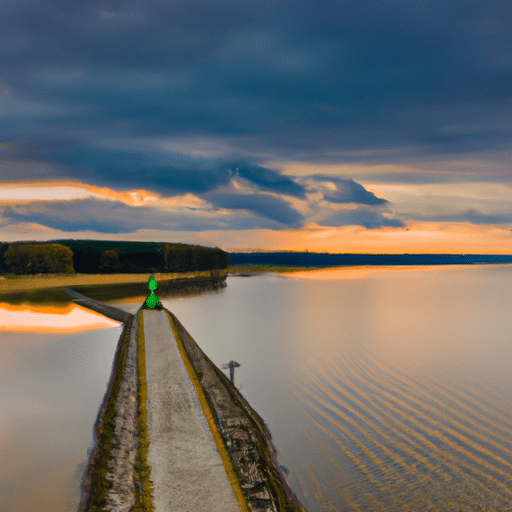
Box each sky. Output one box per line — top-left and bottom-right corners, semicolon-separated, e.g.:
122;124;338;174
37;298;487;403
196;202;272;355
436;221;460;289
1;0;511;253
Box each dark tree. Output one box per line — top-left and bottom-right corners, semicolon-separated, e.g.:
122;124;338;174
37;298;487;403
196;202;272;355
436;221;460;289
99;249;121;272
4;243;75;274
4;239;230;274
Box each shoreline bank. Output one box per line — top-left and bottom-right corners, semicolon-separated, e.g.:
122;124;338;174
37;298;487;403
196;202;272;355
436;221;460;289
0;270;228;304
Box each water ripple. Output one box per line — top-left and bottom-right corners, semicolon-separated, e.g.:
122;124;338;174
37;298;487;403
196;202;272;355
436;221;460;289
292;347;512;511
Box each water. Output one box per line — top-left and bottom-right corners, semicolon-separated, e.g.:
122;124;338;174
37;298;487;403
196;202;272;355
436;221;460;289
156;265;512;512
0;306;122;512
1;266;511;511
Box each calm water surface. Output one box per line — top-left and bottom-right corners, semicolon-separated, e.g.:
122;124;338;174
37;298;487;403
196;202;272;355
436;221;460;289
0;306;121;512
2;265;512;512
154;265;512;512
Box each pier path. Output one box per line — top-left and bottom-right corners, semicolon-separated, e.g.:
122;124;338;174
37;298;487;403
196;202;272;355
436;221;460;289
143;309;243;512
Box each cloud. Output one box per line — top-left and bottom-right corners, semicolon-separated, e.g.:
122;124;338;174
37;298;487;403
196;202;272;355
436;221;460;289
36;144;237;194
1;0;510;166
0;195;299;233
1;0;511;250
204;191;304;227
0;170;396;234
320;209;404;229
2;199;163;233
233;164;306;198
0;160;63;182
307;176;387;205
404;209;512;226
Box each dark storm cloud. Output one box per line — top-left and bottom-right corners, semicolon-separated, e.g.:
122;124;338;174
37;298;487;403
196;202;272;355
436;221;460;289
0;197;290;232
309;176;387;205
204;192;304;227
54;146;234;194
234;164;306;198
1;199;172;233
1;0;511;189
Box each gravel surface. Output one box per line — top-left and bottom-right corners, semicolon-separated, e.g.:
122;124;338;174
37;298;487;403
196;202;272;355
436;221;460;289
143;310;241;512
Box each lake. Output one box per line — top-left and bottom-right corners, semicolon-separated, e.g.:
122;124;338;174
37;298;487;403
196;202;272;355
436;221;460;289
157;265;512;511
1;265;512;511
0;305;122;512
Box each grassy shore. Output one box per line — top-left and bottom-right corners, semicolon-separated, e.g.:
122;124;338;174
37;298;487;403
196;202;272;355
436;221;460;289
0;270;228;304
0;265;308;291
81;317;134;512
0;266;316;304
0;270;227;291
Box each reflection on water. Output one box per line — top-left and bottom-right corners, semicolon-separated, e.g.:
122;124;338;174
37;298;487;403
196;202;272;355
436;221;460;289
0;312;121;512
160;266;512;512
0;303;122;332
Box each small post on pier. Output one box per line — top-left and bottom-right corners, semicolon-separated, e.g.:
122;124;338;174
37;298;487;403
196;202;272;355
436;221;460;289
222;360;240;385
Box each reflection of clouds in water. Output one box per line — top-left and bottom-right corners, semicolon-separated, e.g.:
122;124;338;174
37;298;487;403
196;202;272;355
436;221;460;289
0;327;120;512
0;303;121;332
286;265;460;280
286;266;375;280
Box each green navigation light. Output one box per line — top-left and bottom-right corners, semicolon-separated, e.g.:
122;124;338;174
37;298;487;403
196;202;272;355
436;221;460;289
143;274;163;309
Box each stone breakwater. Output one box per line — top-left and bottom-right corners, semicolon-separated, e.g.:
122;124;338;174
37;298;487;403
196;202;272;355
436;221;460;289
143;309;243;512
70;290;307;512
170;312;307;512
70;291;139;512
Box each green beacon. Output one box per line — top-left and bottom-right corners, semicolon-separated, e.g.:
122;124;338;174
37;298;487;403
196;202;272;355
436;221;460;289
144;274;163;309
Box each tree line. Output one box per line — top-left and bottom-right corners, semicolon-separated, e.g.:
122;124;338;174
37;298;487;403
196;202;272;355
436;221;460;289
3;244;75;274
1;240;230;274
229;251;512;267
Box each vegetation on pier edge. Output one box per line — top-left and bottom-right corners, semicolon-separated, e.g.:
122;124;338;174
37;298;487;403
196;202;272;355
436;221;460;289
135;311;155;511
83;319;133;511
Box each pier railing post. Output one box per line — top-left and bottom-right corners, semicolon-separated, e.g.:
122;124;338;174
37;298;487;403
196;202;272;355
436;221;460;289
222;360;241;385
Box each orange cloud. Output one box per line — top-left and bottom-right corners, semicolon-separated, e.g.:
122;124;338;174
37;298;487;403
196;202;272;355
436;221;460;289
0;181;216;211
0;181;159;206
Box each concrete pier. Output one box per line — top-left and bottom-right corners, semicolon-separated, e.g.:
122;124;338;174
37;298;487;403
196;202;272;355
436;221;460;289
143;310;243;512
70;287;307;512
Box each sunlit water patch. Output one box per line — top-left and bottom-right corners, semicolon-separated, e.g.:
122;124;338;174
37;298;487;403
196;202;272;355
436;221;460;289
0;303;122;332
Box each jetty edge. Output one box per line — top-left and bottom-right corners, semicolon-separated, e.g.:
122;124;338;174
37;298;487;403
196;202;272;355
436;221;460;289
69;289;308;512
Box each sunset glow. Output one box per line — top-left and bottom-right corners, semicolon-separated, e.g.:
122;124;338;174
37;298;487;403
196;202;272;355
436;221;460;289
0;303;122;332
0;1;510;253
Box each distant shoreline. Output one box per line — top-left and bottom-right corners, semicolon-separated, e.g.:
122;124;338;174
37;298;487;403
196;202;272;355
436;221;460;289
229;252;512;268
